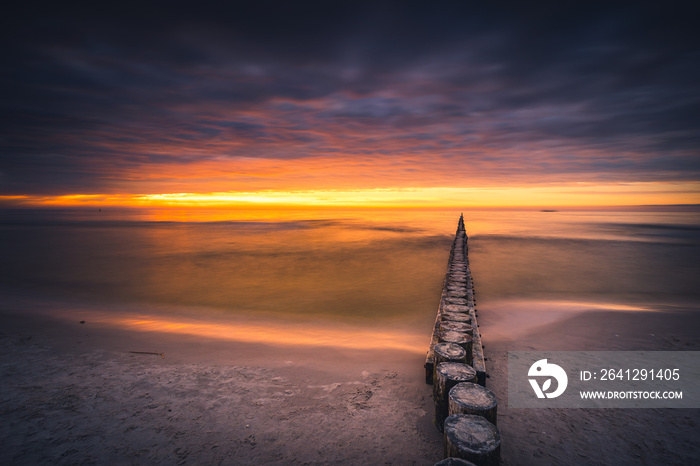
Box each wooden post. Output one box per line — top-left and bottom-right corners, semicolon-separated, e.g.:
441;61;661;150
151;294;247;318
444;414;501;466
443;304;469;313
449;382;498;426
434;363;477;432
441;312;471;323
433;342;466;383
434;342;466;364
440;321;473;335
445;297;468;306
438;331;473;365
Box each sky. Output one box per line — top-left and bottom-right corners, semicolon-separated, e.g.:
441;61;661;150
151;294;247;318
1;1;699;208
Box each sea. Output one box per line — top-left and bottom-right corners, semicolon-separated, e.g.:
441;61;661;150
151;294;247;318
1;206;699;353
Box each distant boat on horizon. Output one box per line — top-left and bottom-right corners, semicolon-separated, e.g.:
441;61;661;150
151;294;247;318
540;209;558;212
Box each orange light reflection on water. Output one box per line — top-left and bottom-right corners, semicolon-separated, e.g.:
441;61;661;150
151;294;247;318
110;315;426;353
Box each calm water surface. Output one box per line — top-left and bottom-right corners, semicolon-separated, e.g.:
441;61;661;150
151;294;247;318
1;207;699;351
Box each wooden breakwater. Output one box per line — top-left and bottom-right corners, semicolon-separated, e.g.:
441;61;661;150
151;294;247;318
424;214;485;385
426;215;501;465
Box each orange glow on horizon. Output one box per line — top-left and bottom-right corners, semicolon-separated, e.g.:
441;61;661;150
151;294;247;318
2;181;699;210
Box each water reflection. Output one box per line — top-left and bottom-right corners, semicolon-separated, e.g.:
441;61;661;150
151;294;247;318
112;314;426;353
1;207;699;347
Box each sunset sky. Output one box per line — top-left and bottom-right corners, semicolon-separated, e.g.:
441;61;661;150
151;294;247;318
2;1;699;208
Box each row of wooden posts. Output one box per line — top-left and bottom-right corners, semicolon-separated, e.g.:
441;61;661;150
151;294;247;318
425;215;501;466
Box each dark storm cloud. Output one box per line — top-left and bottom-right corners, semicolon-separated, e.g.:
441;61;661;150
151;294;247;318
1;1;699;194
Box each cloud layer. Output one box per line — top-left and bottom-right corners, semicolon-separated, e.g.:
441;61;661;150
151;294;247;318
2;2;699;197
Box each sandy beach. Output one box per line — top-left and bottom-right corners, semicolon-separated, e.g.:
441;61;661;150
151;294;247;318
484;306;700;465
0;308;444;465
3;302;699;465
